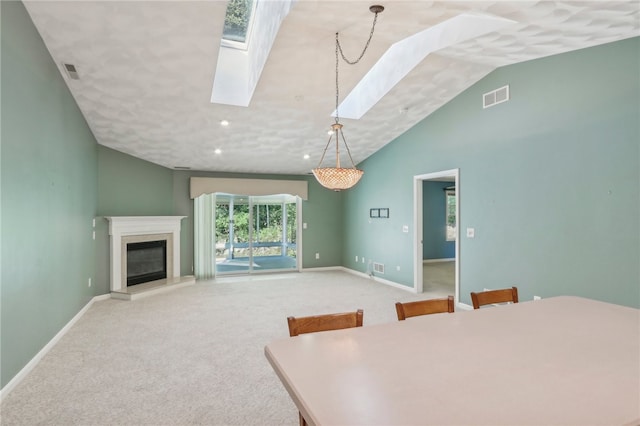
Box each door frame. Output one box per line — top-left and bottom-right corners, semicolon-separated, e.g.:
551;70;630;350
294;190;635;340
413;168;460;304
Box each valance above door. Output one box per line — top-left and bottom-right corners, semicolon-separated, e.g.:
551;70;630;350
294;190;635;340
190;177;308;200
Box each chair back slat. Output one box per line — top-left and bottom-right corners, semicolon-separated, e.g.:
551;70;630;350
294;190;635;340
470;287;519;309
395;296;454;320
287;309;364;337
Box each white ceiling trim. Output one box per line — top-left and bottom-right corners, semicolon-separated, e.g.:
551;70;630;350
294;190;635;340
190;177;308;200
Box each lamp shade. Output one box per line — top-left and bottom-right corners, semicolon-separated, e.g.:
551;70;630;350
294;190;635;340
312;167;364;191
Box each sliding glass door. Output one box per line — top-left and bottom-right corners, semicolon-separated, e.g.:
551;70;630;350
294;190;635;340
215;194;299;275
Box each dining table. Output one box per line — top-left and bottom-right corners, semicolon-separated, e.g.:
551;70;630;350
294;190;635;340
265;296;640;425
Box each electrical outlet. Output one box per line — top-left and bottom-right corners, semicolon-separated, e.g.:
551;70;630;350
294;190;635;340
361;257;365;263
315;253;319;260
396;266;400;271
355;255;358;262
533;295;541;301
88;278;92;287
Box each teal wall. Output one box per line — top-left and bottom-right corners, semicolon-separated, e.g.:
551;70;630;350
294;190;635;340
97;146;174;216
1;1;99;388
344;37;640;308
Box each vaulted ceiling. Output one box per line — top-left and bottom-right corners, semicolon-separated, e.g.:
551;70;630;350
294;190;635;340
23;1;639;175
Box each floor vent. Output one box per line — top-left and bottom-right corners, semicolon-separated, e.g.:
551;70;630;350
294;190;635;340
483;85;509;109
373;262;384;274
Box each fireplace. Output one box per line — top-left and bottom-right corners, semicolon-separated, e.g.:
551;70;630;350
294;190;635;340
105;216;186;293
127;240;167;286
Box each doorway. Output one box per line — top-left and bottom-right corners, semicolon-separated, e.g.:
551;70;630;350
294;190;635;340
413;169;459;304
215;193;300;275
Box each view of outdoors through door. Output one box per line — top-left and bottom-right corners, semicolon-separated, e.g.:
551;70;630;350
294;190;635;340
215;194;298;275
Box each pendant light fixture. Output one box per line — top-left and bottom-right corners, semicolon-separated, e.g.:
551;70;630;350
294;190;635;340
312;5;384;191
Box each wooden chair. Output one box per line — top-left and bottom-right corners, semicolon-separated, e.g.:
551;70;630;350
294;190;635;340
287;309;364;337
395;296;454;320
287;309;364;425
470;286;519;309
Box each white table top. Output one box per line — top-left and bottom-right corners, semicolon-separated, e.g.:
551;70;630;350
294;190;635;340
265;296;640;426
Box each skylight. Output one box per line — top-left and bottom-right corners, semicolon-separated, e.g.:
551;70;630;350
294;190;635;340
211;0;293;107
222;0;257;49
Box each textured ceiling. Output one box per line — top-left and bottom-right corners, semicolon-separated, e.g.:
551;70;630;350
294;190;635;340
23;1;640;175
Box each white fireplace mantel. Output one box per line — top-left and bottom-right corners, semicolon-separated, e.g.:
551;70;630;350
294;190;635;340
105;216;186;292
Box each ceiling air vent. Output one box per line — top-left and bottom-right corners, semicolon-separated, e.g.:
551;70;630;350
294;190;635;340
483;85;509;109
63;63;79;80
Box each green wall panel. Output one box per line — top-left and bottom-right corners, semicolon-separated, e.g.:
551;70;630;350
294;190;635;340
95;145;174;293
97;145;174;216
344;37;640;307
1;0;99;388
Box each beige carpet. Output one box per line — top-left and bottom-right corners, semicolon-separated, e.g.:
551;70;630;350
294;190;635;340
0;270;451;426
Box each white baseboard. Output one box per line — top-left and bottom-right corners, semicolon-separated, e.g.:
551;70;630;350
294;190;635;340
340;267;417;293
301;266;416;293
423;258;455;264
0;293;111;401
301;266;343;272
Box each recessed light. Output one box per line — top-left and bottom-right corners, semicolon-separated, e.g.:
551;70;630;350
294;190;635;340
303;154;310;160
220;120;229;127
214;148;222;155
327;130;333;135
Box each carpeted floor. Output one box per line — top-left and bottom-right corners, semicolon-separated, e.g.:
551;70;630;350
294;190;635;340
0;270;450;426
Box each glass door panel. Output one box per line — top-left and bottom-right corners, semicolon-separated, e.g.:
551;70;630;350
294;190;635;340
250;195;297;272
215;193;299;276
215;194;251;275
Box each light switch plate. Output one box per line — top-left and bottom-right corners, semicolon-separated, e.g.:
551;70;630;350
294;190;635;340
466;228;475;238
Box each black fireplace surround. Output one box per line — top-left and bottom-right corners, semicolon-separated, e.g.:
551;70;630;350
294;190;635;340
127;240;167;286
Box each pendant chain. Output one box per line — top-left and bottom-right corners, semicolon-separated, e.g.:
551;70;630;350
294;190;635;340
334;10;381;124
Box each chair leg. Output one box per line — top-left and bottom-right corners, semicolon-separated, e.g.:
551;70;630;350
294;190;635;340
299;411;307;426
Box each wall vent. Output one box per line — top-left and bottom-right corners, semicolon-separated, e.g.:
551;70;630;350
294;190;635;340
63;63;79;80
483;85;509;109
373;262;385;274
